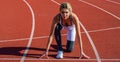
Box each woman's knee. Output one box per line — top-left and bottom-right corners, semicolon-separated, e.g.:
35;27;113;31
66;40;75;52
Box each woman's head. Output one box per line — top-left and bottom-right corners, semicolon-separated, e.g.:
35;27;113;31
60;2;72;20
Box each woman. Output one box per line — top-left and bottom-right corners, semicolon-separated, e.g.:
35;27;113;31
40;2;90;59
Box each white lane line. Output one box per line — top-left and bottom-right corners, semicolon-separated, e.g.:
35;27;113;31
51;0;101;62
0;58;119;61
106;0;120;5
88;26;120;33
79;22;101;62
78;0;120;20
0;34;66;43
0;26;120;43
51;0;60;5
20;0;35;62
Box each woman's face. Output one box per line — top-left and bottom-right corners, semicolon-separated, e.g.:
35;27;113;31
60;8;71;20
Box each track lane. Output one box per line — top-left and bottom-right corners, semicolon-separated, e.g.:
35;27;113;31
0;0;120;62
82;0;120;18
77;0;120;61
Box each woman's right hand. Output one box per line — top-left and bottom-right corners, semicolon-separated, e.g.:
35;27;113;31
40;52;49;59
79;53;90;59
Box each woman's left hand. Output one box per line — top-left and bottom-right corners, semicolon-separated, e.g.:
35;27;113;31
79;53;90;59
40;52;49;59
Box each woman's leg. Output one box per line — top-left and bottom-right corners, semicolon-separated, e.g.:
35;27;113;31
66;27;76;52
54;23;63;51
54;23;63;59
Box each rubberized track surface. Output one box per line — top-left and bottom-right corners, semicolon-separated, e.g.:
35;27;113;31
0;0;120;62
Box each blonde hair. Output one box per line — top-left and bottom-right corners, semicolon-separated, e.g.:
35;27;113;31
60;2;72;12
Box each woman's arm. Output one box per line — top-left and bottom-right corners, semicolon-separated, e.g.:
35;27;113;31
45;17;58;53
40;15;59;58
72;13;90;59
72;13;83;56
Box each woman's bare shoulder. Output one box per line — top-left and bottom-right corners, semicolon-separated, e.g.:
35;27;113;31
53;13;61;20
71;13;79;22
51;13;60;23
71;13;78;18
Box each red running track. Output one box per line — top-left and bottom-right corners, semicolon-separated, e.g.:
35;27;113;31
0;0;120;62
